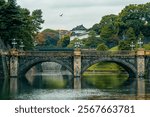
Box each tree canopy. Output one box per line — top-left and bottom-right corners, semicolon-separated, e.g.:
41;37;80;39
57;35;70;48
89;2;150;50
0;0;44;50
97;43;108;51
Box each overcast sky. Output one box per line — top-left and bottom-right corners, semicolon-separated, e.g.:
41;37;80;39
17;0;150;30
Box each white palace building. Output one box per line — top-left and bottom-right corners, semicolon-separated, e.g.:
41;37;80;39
70;25;89;41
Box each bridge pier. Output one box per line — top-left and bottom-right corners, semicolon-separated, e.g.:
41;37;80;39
9;49;19;95
73;49;81;89
74;78;81;89
10;77;18;95
137;78;145;97
74;49;81;77
136;49;145;78
10;56;18;77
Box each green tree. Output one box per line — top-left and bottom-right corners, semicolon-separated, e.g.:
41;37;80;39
97;43;108;51
18;9;44;49
100;25;114;39
138;31;144;40
0;0;5;6
141;3;150;37
118;3;150;37
100;25;119;48
99;14;119;48
0;0;23;45
125;27;136;42
84;31;101;48
31;9;44;33
57;35;70;48
99;14;118;32
0;0;44;50
90;23;100;34
118;27;136;50
67;38;79;48
118;40;130;50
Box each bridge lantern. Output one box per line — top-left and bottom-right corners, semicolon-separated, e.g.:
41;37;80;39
130;41;135;50
12;38;17;49
74;40;83;49
74;41;80;48
19;41;25;50
138;38;143;48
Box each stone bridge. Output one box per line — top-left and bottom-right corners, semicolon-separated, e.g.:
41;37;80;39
1;48;150;92
0;48;149;78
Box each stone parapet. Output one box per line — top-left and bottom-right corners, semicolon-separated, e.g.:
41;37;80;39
136;48;145;56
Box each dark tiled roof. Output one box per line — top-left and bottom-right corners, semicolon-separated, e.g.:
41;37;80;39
71;25;87;31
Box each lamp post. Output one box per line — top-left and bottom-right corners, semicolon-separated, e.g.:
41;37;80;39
12;38;17;49
74;39;84;49
138;38;143;48
19;41;24;51
74;39;82;49
74;41;80;48
130;41;135;51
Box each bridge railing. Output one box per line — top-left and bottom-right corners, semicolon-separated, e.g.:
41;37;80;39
0;49;9;56
145;50;150;56
0;49;142;57
18;51;74;57
81;50;136;57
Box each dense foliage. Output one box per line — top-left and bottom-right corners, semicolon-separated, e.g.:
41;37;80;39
36;29;71;48
96;43;108;51
57;35;70;48
36;29;59;47
90;2;150;50
0;0;44;50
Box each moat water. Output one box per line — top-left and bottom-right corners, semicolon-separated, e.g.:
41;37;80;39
1;70;150;100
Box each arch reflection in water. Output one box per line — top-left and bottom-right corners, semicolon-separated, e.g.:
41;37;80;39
13;61;147;100
24;62;73;89
81;61;143;99
15;76;147;100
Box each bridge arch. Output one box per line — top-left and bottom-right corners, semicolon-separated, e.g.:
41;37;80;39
19;57;73;78
81;58;137;78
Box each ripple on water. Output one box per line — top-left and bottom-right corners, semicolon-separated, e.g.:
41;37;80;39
15;89;111;100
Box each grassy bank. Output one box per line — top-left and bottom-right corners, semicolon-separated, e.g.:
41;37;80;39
87;62;124;71
144;43;150;50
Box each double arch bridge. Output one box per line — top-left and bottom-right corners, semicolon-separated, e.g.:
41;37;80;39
7;48;149;78
1;48;150;92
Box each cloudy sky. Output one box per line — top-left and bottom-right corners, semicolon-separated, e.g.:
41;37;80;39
17;0;150;30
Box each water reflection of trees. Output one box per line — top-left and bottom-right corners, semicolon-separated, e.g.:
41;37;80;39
82;74;128;89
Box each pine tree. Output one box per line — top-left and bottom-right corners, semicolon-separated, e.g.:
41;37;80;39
0;0;44;49
125;27;136;42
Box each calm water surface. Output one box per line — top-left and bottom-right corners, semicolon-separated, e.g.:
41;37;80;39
1;70;150;100
11;72;150;100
